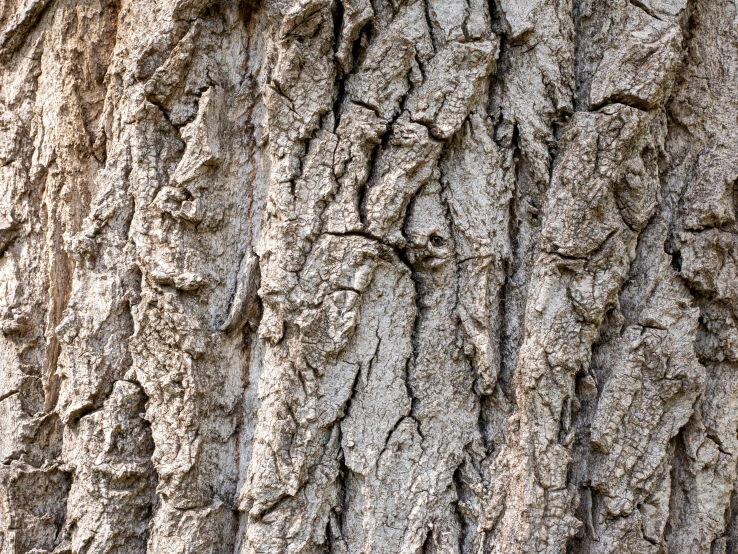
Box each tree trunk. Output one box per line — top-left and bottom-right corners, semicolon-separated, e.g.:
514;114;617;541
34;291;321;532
1;0;737;553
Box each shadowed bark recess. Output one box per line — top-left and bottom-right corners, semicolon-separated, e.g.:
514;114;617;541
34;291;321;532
1;0;737;553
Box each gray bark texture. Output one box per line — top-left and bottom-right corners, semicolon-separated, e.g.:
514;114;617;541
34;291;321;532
1;0;737;552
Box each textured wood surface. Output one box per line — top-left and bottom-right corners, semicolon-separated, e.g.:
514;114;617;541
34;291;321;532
1;1;737;553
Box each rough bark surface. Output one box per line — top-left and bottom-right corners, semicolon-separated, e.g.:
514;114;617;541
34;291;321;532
0;0;737;553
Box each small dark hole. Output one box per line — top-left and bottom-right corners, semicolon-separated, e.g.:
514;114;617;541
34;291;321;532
430;234;445;248
671;251;682;272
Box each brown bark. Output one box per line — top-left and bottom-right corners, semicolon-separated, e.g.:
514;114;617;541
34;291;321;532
0;1;737;553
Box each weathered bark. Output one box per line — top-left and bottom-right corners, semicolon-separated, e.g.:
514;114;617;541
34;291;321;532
1;0;737;553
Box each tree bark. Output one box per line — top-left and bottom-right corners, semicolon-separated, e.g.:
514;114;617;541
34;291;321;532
1;0;737;553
